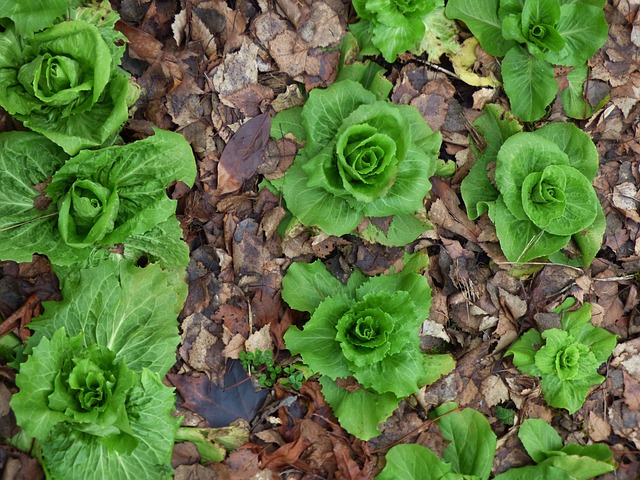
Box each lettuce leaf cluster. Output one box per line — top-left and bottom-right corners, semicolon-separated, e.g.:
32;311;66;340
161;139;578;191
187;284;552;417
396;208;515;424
282;254;454;440
461;105;605;265
377;405;615;480
445;0;608;121
0;0;139;154
350;0;437;62
506;302;616;413
11;258;186;480
0;129;196;268
272;79;442;246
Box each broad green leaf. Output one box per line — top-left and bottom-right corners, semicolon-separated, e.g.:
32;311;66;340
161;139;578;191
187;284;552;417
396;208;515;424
518;419;563;463
493;196;570;263
564;305;616;364
495;133;569;221
336;61;393;100
543;4;608;67
560;64;593;119
302;80;376;157
281;260;347;313
359;213;431;246
0;131;81;264
370;18;426;63
319;376;400;441
506;329;544;377
271;106;305;142
377;444;457;480
437;408;497;480
522;0;561;28
533;122;599;180
42;368;180;480
445;0;516;56
284;294;353;380
502;47;557;121
282;159;363;236
0;0;68;36
413;0;462;61
560;443;614;463
354;267;431;316
12;330;78;440
70;0;127;66
461;157;501;220
123;216;190;269
354;349;432;397
539;454;615;480
493;464;572;480
572;205;605;266
472;104;523;158
30;257;186;376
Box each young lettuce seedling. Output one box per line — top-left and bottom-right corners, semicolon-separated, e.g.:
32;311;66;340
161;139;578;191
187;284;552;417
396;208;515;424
506;302;617;414
446;0;608;121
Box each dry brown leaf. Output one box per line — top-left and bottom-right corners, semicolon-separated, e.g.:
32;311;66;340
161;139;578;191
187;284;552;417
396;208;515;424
217;113;272;194
245;325;274;353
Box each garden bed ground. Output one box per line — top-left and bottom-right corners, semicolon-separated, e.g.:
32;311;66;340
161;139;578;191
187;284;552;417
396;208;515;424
1;0;640;478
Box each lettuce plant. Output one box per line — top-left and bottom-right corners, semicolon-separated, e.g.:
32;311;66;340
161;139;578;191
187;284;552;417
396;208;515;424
271;78;442;246
0;0;139;154
0;129;196;268
461;105;605;265
494;419;616;480
349;0;437;62
11;257;186;479
445;0;608;121
282;253;454;440
506;302;616;414
377;406;615;480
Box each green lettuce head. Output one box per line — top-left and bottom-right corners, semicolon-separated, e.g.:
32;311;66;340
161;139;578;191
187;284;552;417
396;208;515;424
10;257;186;479
282;253;454;440
0;0;139;155
12;329;180;480
506;302;617;413
0;129;196;268
461;106;605;266
274;79;442;246
350;0;437;62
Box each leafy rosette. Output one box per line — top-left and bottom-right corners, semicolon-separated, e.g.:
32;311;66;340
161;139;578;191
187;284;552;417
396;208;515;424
461;105;605;265
0;0;139;154
282;253;454;440
0;129;196;268
11;257;186;479
272;79;442;246
506;302;617;413
350;0;437;62
446;0;608;120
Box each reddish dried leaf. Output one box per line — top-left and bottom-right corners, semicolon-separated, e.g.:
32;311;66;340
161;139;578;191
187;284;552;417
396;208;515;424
168;361;268;427
218;113;272;194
